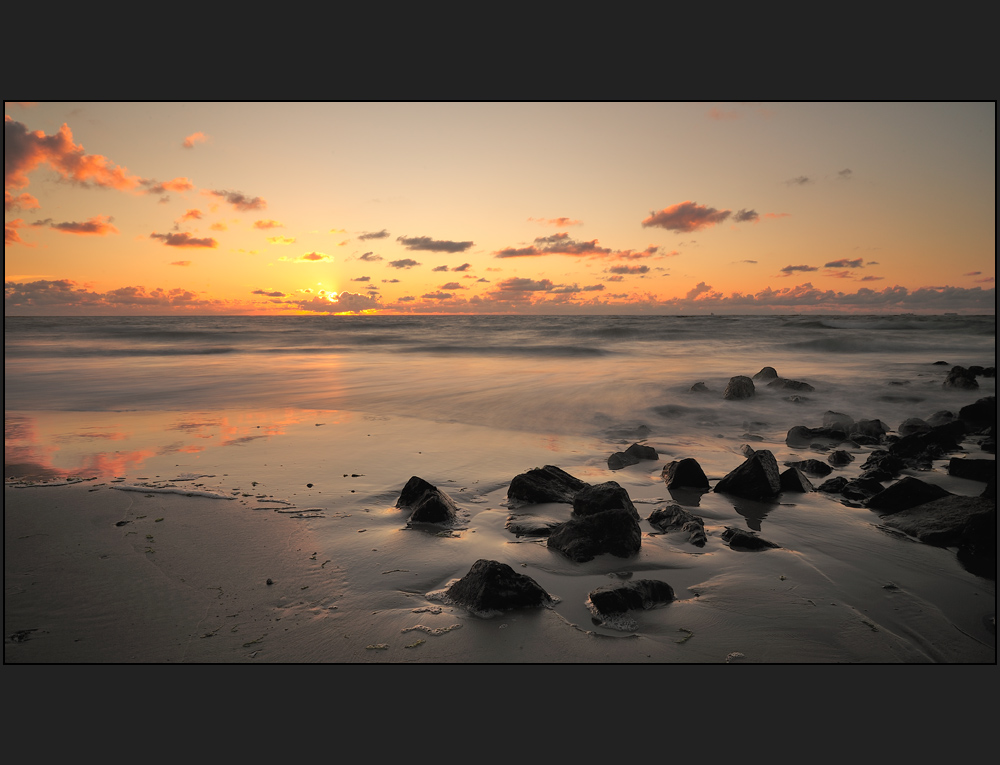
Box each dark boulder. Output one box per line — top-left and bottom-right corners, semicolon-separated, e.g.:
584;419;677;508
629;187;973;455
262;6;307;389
823;411;855;431
768;378;815;392
661;458;710;490
690;381;712;393
948;458;997;483
860;450;906;478
842;477;886;501
547;507;642;562
573;481;639;520
589;579;675;616
724;375;756;400
713;449;781;500
753;366;779;381
608;442;658;470
851;419;889;441
867;476;952;514
786;425;847;448
898;417;932;436
959;397;996;430
827;450;855;467
721;527;779;550
926;410;956;428
889;429;963;469
817;476;849;494
646;504;707;545
396;476;459;524
445;559;553;615
507;465;589;507
784;458;833;477
779;467;814;492
944;366;979;390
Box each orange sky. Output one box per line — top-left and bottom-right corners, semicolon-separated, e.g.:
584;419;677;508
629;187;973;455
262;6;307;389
4;102;995;315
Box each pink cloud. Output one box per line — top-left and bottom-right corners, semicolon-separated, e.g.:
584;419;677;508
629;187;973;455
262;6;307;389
182;132;208;149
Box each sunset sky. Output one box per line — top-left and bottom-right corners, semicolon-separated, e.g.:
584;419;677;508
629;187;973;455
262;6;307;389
4;102;995;315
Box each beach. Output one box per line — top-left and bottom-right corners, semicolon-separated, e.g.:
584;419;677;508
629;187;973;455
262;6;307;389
4;314;996;663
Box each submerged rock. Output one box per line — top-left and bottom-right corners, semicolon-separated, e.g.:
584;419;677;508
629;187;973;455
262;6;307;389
504;513;564;537
723;376;755;400
547;507;642;562
589;580;675;616
396;476;459;524
507;465;589;506
608;442;659;470
867;476;952;514
690;381;712;393
850;418;889;441
784;458;832;477
768;378;815;392
752;366;779;381
445;559;553;615
714;449;782;500
827;450;855;467
898;417;932;436
647;504;707;546
661;458;710;490
721;527;779;550
786;425;847;448
944;366;979;390
822;411;855;431
842;477;885;501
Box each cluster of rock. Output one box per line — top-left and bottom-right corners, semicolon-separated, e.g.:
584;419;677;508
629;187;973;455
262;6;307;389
607;442;658;470
692;367;817;400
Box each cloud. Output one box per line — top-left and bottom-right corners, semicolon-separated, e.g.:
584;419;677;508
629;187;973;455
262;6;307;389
170;261;191;267
178;209;203;222
780;264;818;275
253;219;284;229
528;216;582;227
4;117;141;191
141;177;195;195
858;275;884;282
838;168;853;180
606;265;650;275
358;251;383;262
182;132;208;149
252;289;286;297
358;229;390;240
432;265;449;272
36;215;118;235
826;270;855;279
421;291;454;300
786;176;812;186
975;276;994;283
267;235;296;244
5;218;29;245
207;189;266;211
388;258;421;269
964;271;982;276
150;231;218;248
352;276;371;282
764;212;791;220
280;251;333;262
825;258;864;268
329;291;380;313
494;234;654;260
733;208;759;223
397;235;474;253
451;263;471;271
685;281;712;300
641;201;733;233
4;278;227;314
707;107;740;120
497;277;554;292
5;191;39;211
439;282;464;290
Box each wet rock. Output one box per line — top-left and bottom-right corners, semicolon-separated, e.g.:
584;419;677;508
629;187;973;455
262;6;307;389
572;481;639;520
827;450;855;467
944;366;979;390
507;465;589;507
721;527;779;550
589;579;675;616
690;381;712;393
842;477;885;501
823;411;855;431
783;458;833;477
445;559;553;614
926;410;956;428
767;378;815;392
724;375;756;400
889;429;964;469
948;458;997;483
647;504;707;545
860;450;906;478
779;467;815;492
547;507;642;562
817;476;848;494
713;449;782;500
396;476;459;524
786;425;847;448
898;417;932;436
752;366;779;381
959;397;996;430
661;458;710;490
851;419;889;441
740;444;757;457
504;513;564;537
608;442;658;470
867;476;952;514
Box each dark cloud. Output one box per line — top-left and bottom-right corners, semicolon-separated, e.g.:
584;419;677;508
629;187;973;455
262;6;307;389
150;231;218;248
685;281;713;300
825;258;864;268
421;291;453;300
494;234;616;259
964;271;982;276
780;264;818;274
352;276;371;282
382;278;400;283
451;263;471;272
397;235;474;253
4;279;220;313
641;202;732;233
358;252;383;262
606;265;650;275
733;208;759;223
439;282;464;290
388;258;421;269
252;289;286;297
497;278;554;292
786;176;812;186
358;229;390;240
838;169;853;180
432;265;449;272
36;215;118;235
208;189;266;211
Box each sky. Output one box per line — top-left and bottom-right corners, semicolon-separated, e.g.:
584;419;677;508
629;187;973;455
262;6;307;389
4;102;995;315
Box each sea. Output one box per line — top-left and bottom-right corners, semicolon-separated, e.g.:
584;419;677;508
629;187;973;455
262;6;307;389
4;313;996;662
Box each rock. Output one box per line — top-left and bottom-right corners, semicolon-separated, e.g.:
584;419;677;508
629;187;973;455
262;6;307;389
786;425;847;448
851;419;889;440
860;450;906;478
396;476;459;524
959;397;996;430
647;504;707;545
723;375;756;400
779;467;814;492
752;366;779;381
767;378;815;392
721;527;779;550
783;458;833;477
948;458;996;483
880;497;996;580
827;450;855;467
661;458;710;490
823;411;855;431
944;366;979;389
445;559;553;615
608;442;658;469
690;381;712;393
926;410;956;427
889;429;963;469
572;481;639;520
547;507;642;562
817;476;849;494
740;444;757;457
867;476;952;514
898;417;932;436
842;477;885;501
589;580;675;616
507;465;589;507
504;513;565;537
713;449;781;500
